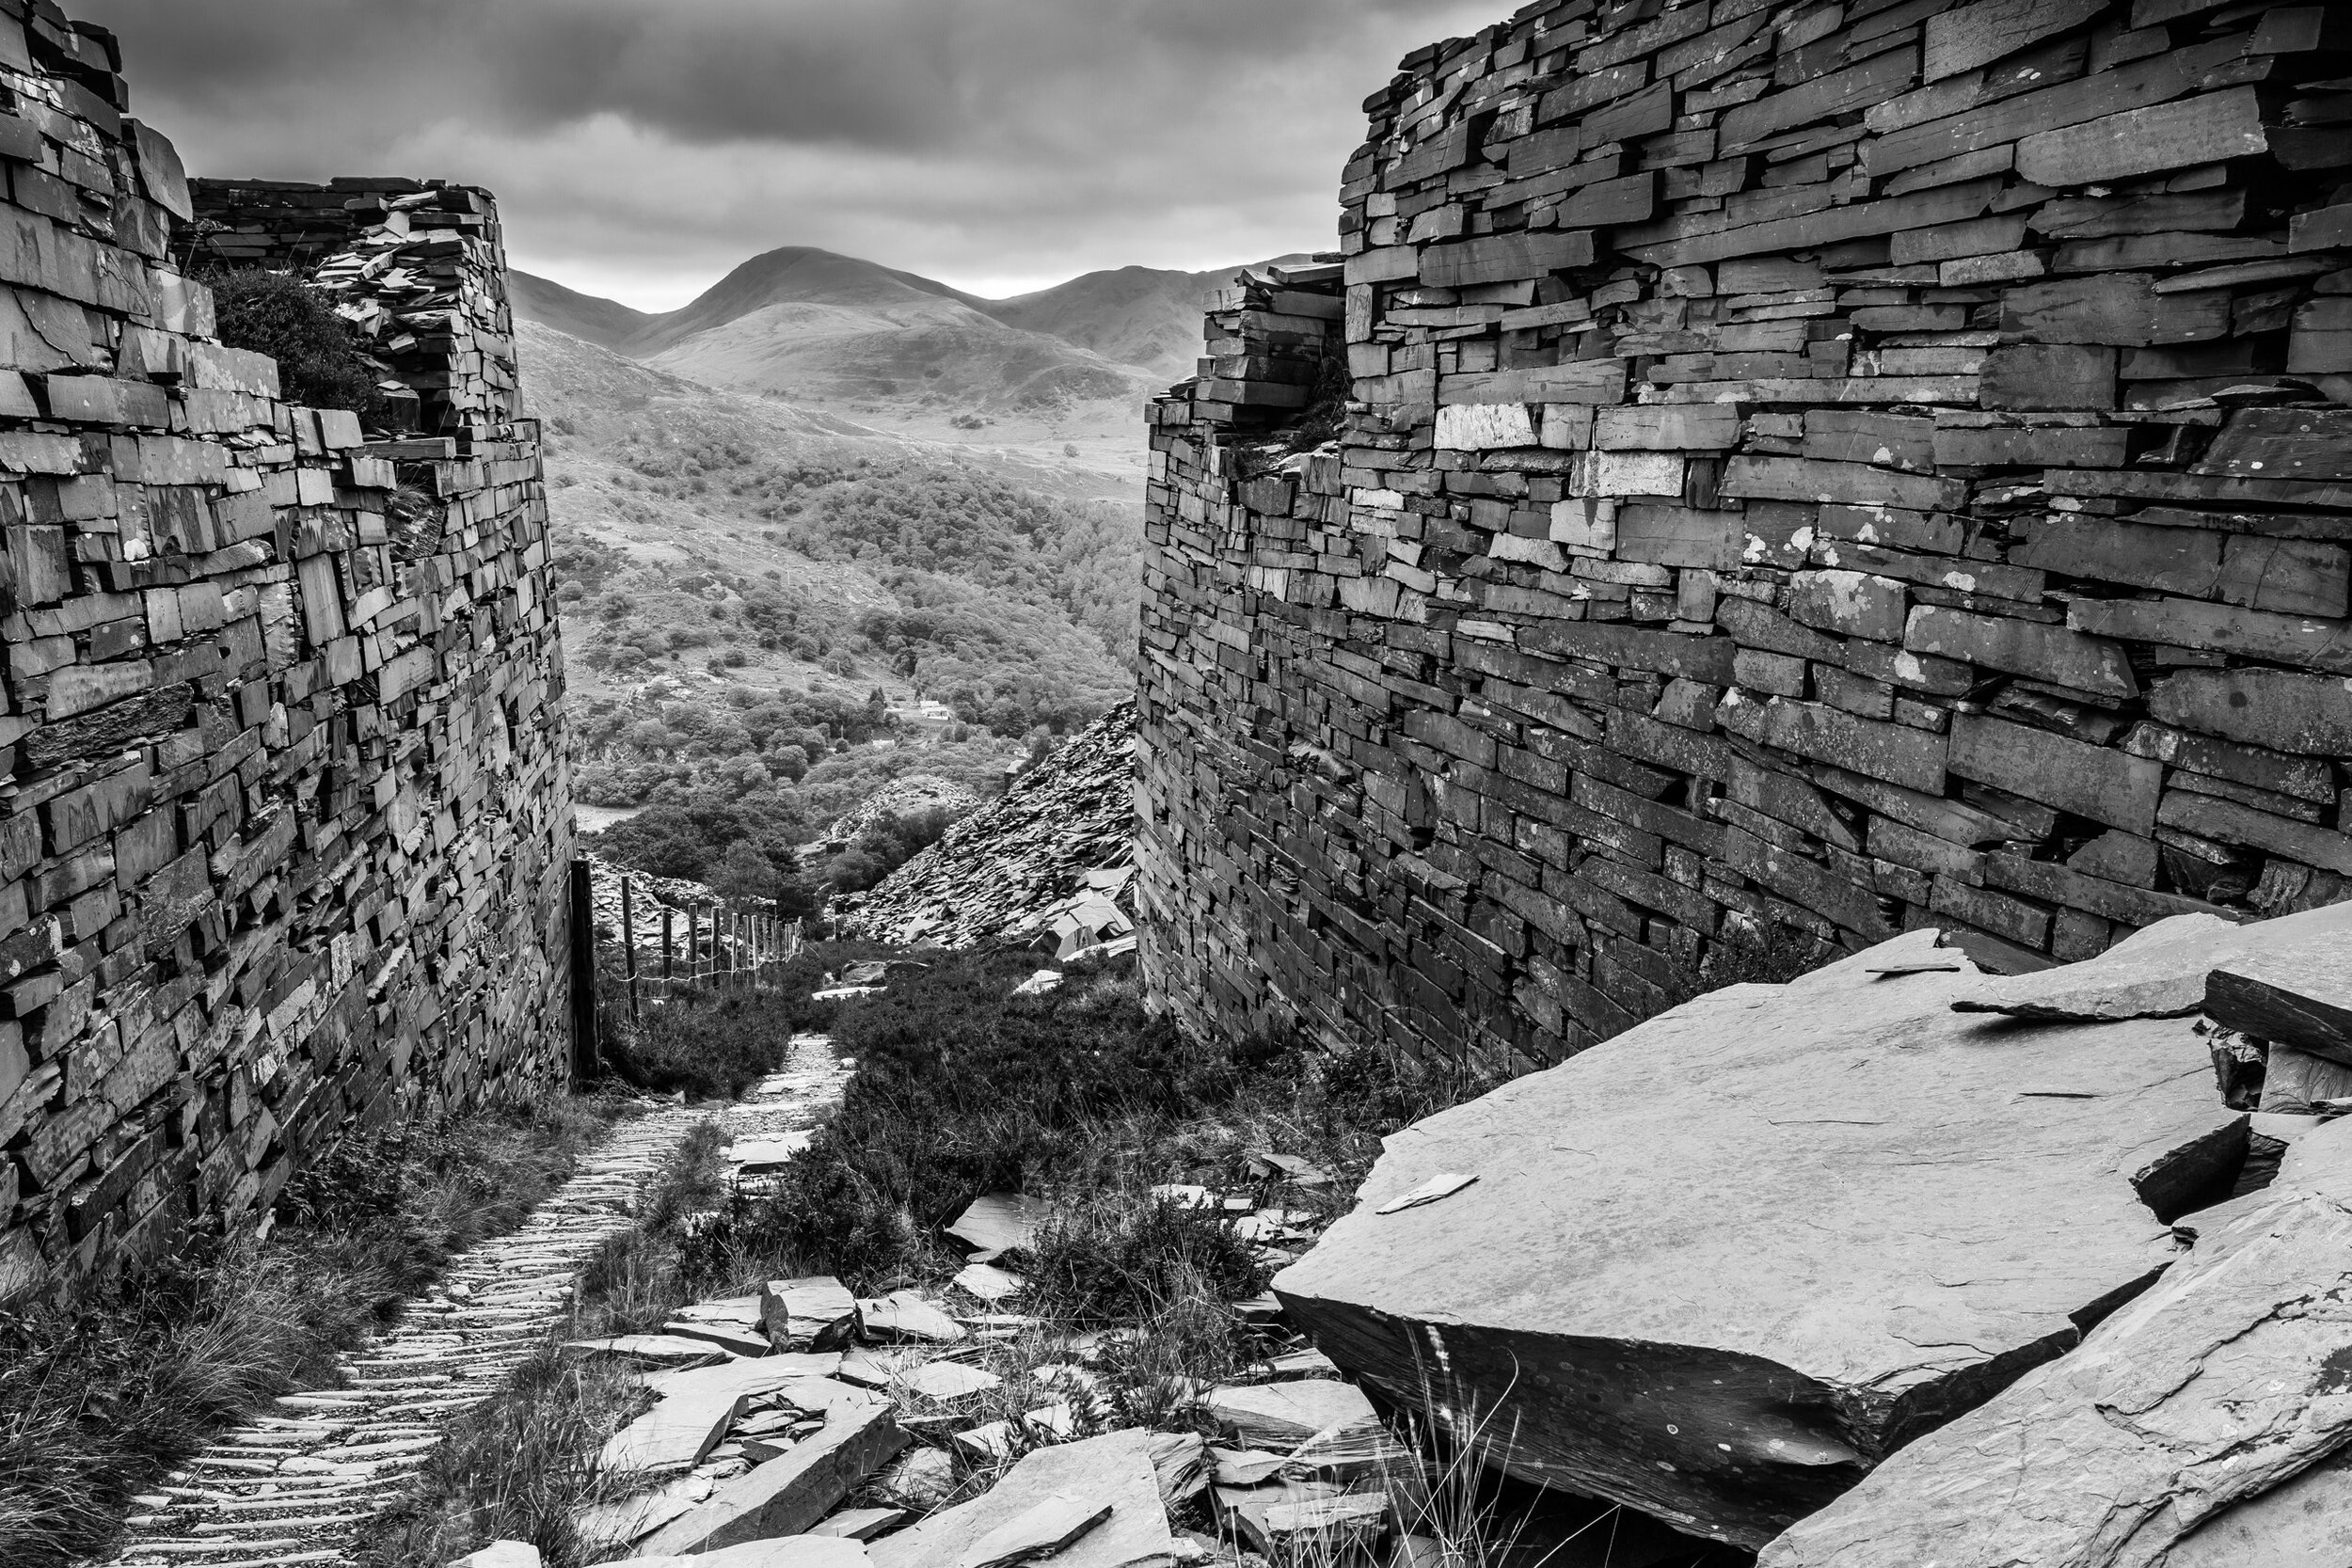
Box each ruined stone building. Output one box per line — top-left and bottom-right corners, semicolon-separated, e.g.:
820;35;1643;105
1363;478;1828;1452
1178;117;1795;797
0;4;572;1291
1139;0;2352;1072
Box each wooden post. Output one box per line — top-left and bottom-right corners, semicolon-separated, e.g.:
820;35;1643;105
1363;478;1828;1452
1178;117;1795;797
687;903;702;990
661;906;674;982
566;859;599;1078
620;877;641;1019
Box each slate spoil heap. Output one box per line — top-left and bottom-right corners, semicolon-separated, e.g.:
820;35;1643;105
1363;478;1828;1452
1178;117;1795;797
1139;0;2352;1075
1279;904;2352;1562
823;776;986;850
841;703;1137;950
0;4;569;1293
546;1149;1412;1568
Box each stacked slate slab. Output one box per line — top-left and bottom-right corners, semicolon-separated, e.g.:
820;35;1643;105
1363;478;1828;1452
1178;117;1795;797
0;2;572;1293
1138;0;2352;1070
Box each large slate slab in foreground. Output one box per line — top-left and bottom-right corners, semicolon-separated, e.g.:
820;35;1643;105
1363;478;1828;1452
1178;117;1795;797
1274;932;2246;1549
1759;1119;2352;1568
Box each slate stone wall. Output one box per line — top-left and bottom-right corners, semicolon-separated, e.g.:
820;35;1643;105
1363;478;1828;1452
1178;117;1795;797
0;3;573;1293
1138;0;2352;1069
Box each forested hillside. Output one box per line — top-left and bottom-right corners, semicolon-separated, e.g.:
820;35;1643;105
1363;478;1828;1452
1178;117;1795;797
523;317;1145;908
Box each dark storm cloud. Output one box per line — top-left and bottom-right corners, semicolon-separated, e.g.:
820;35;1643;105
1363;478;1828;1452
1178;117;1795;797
75;0;1502;306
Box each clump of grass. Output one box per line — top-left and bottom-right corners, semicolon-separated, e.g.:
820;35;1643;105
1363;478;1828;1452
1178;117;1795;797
0;1095;619;1568
1026;1195;1267;1323
597;942;890;1102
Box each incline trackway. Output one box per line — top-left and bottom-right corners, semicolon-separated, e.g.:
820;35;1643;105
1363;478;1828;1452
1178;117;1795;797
106;1034;849;1568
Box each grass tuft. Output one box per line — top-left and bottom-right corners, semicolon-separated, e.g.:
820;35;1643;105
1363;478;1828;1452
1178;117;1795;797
1026;1195;1267;1323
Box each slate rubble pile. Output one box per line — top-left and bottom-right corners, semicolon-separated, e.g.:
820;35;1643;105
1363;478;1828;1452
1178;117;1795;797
552;1139;1416;1568
841;703;1137;951
1139;0;2352;1070
1279;904;2352;1562
822;775;985;849
0;6;570;1293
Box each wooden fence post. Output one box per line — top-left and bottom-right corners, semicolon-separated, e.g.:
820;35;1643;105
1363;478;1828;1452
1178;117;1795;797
687;903;701;991
661;906;674;984
566;859;599;1078
620;877;641;1019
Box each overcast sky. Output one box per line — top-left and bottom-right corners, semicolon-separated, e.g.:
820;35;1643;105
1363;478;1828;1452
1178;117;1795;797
80;0;1500;311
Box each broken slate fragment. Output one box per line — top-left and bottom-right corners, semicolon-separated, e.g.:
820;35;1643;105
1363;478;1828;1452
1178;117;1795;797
1958;902;2352;1023
1375;1173;1475;1215
1950;911;2240;1019
1280;1417;1420;1484
1146;1431;1210;1508
899;1360;1004;1402
953;1262;1025;1303
635;1399;908;1557
1264;1493;1387;1550
1203;1380;1377;1448
958;1494;1115;1568
1214;1479;1343;1555
947;1194;1051;1257
561;1335;726;1369
1211;1448;1289;1486
663;1320;772;1357
2204;912;2352;1068
812;1507;911;1541
764;1276;860;1349
602;1386;753;1476
873;1429;1175;1568
644;1359;847;1405
860;1291;966;1344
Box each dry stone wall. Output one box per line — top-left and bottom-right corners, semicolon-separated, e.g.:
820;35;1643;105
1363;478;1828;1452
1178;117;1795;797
0;3;572;1293
1139;0;2352;1069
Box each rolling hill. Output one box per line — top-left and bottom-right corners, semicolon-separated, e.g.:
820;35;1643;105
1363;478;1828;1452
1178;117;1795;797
507;245;1323;416
985;258;1312;380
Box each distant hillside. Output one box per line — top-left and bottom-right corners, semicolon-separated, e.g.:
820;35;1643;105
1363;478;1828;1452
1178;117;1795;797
987;258;1313;380
508;270;653;354
507;245;1323;414
619;246;987;356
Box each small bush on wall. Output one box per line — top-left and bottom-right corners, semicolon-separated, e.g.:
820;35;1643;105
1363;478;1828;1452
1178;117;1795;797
205;269;394;428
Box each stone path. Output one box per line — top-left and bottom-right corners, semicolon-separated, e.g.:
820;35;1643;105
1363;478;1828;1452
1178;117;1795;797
107;1034;850;1568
